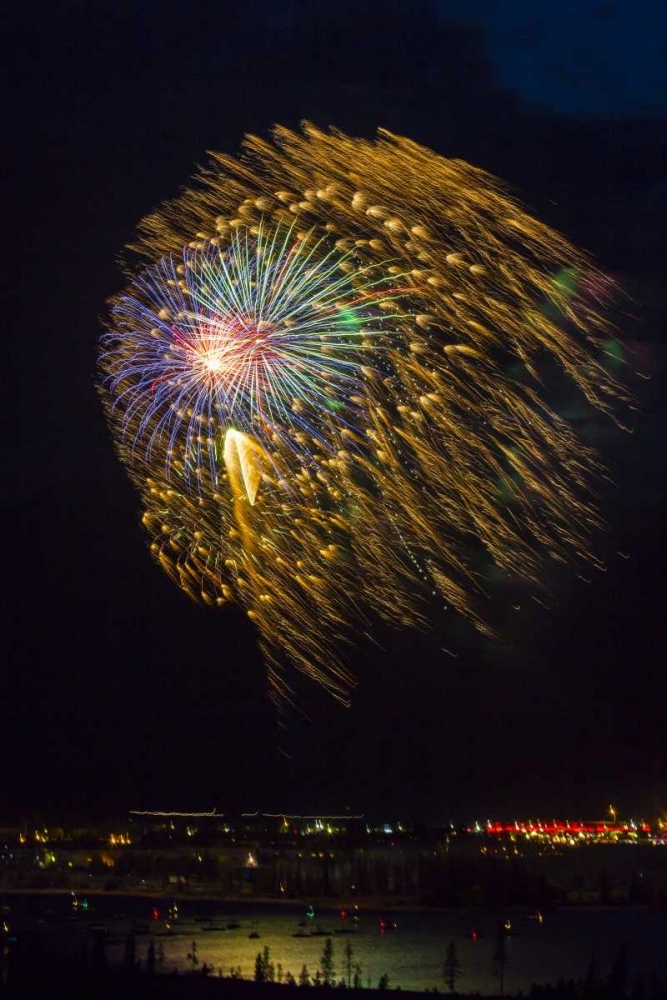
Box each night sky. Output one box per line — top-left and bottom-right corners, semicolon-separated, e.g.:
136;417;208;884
4;0;667;823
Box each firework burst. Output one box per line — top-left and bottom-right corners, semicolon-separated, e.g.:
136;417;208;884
106;223;408;485
100;124;627;704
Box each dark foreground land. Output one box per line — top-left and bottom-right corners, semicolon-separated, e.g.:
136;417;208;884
0;978;429;1000
3;931;667;1000
3;972;667;1000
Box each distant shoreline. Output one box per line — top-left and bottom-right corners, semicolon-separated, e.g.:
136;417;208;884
0;887;652;915
1;887;439;912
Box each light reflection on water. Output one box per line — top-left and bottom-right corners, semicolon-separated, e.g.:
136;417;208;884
6;896;667;993
97;902;667;993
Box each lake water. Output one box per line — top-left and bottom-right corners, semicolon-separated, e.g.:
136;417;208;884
5;895;667;993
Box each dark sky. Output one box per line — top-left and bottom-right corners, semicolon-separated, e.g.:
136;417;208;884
435;0;667;117
3;0;666;824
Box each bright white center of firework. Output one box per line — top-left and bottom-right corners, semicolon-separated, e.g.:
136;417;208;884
190;318;277;387
203;351;224;373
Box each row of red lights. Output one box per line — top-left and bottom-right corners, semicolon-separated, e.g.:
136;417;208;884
467;821;651;835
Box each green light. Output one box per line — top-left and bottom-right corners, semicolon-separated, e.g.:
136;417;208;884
496;475;519;502
603;338;625;365
339;307;361;329
552;267;580;297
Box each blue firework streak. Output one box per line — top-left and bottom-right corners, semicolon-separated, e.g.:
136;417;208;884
102;222;406;485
